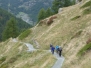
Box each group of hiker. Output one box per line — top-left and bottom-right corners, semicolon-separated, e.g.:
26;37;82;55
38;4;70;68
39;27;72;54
50;44;62;57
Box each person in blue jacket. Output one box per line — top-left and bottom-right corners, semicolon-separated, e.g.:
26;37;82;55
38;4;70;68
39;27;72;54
55;45;59;54
50;44;55;54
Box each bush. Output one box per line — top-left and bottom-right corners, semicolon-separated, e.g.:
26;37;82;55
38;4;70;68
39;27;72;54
19;29;31;40
46;15;57;25
80;0;91;8
0;56;6;64
0;63;8;68
86;38;91;44
77;42;91;56
71;30;82;39
71;15;81;20
83;8;91;15
7;57;17;63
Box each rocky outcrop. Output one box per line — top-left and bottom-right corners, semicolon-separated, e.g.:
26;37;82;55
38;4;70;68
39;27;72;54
39;15;57;26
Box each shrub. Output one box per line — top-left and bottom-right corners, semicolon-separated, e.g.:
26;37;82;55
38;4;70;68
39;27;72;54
80;0;91;8
7;57;17;63
83;8;91;15
71;30;82;39
46;15;57;25
19;29;31;40
77;42;91;56
71;15;81;20
0;56;6;64
39;20;44;26
86;38;91;44
0;63;8;68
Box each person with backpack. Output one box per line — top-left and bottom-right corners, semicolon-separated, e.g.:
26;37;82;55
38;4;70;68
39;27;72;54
50;44;55;54
58;46;62;57
55;45;59;54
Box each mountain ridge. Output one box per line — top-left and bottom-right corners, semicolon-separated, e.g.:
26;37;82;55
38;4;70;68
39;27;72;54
0;0;53;24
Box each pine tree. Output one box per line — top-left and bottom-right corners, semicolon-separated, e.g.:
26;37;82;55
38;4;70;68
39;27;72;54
51;0;63;14
2;18;19;41
37;8;46;22
51;0;76;14
45;8;52;18
64;0;76;7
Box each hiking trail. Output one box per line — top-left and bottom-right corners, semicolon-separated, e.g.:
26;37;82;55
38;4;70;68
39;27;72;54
12;38;64;68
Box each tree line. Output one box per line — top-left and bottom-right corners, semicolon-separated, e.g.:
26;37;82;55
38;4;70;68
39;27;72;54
37;0;76;22
0;8;32;41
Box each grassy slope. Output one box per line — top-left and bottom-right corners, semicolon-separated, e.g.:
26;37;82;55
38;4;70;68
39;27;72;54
0;38;56;68
0;0;91;68
20;0;91;68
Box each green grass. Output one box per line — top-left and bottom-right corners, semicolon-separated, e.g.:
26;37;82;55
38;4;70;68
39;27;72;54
0;56;6;64
19;29;31;40
71;30;82;39
77;42;91;56
0;63;9;68
71;15;81;20
83;8;91;15
81;0;91;8
7;56;18;63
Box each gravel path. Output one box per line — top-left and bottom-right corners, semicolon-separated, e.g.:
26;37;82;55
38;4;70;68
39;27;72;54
52;52;65;68
12;38;64;68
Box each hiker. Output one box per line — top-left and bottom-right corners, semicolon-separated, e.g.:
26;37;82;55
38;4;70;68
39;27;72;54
55;45;59;54
50;44;55;54
58;46;62;57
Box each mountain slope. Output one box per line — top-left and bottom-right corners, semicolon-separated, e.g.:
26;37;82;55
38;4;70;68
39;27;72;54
0;0;91;68
0;8;32;41
0;0;53;23
19;0;91;68
0;38;56;68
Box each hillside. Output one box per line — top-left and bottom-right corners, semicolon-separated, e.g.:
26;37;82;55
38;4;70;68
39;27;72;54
0;8;32;41
0;0;91;68
19;0;91;68
0;38;56;68
0;0;53;23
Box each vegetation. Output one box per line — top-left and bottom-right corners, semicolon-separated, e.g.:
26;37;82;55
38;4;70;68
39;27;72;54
19;29;31;40
2;18;19;41
80;0;91;8
7;56;17;63
37;8;46;22
78;42;91;56
0;0;53;22
0;63;9;68
51;0;75;14
71;30;82;39
0;56;6;64
83;8;91;15
80;0;91;15
0;8;32;41
45;8;53;18
37;0;76;22
71;15;81;20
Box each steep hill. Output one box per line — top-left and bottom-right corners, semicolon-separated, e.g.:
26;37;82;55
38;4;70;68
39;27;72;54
0;0;53;23
0;8;32;41
0;0;91;68
0;38;56;68
19;0;91;68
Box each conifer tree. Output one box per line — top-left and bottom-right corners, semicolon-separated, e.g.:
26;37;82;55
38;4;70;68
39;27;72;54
64;0;75;7
2;18;19;41
52;0;63;14
37;8;46;22
45;8;53;18
51;0;76;14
